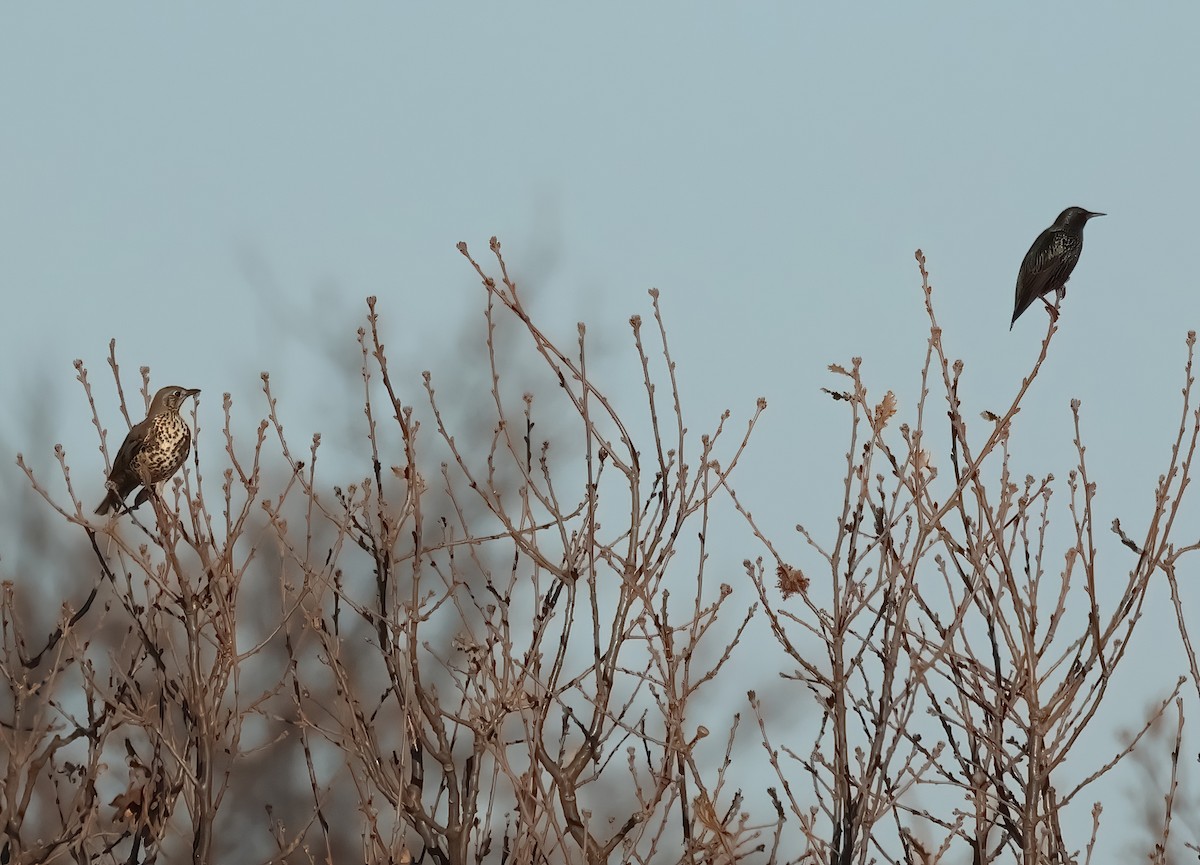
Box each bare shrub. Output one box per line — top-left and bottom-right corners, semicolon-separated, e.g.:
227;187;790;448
4;244;1197;864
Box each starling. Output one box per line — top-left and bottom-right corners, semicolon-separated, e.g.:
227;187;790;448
95;385;201;515
1011;206;1105;328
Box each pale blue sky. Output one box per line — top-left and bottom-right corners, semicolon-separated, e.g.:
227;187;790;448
2;4;1198;852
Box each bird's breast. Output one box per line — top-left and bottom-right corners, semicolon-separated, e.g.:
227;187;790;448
133;414;193;482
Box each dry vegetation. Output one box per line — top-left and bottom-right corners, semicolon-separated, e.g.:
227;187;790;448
4;241;1199;864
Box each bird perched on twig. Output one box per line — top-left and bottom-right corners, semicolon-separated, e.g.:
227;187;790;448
95;385;201;515
1011;207;1105;329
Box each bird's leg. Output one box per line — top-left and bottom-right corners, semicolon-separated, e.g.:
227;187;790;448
131;464;157;511
1040;295;1060;322
132;485;161;510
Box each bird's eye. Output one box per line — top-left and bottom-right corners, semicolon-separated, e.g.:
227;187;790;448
173;389;182;398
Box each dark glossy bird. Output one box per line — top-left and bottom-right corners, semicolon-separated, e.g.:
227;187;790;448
95;385;201;515
1011;207;1105;329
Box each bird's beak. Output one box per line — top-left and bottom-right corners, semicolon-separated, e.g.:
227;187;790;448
185;388;201;399
1087;211;1106;219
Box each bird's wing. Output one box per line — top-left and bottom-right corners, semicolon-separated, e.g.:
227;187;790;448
1011;230;1079;325
108;419;150;482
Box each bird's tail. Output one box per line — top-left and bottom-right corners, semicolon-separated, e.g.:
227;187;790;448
1010;297;1032;329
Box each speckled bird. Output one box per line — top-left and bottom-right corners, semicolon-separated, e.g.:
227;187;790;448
95;385;201;515
1011;207;1105;329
